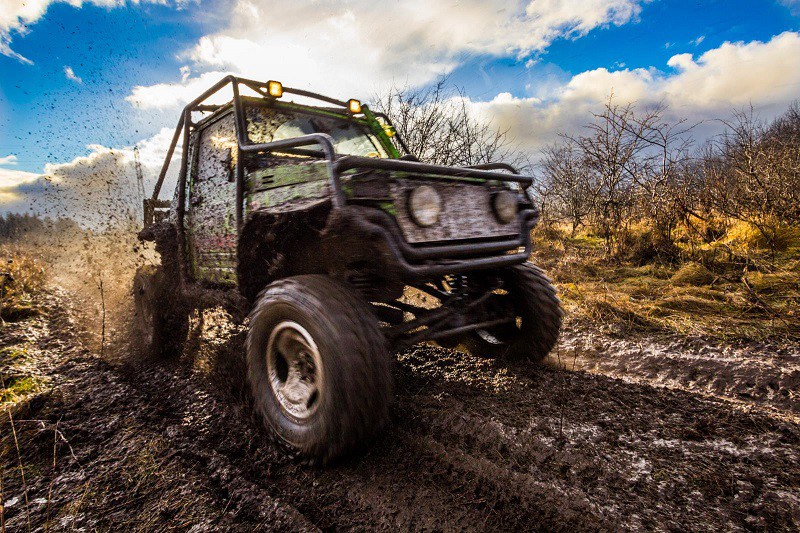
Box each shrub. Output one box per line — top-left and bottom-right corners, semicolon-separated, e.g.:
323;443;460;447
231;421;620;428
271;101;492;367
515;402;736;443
618;227;680;265
725;220;800;253
0;246;46;321
671;262;715;286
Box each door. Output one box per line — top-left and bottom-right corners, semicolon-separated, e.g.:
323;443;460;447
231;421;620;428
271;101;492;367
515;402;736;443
187;113;238;285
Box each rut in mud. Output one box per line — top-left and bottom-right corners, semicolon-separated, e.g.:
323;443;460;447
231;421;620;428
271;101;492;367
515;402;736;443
2;290;799;531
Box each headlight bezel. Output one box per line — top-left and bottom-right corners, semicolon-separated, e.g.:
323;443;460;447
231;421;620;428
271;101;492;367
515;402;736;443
492;189;519;224
408;185;443;227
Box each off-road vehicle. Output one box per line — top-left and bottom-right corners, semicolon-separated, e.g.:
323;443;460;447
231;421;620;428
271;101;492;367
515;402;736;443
135;76;562;463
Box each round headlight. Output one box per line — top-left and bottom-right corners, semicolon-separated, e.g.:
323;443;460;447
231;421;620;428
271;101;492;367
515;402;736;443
492;190;518;224
408;185;442;227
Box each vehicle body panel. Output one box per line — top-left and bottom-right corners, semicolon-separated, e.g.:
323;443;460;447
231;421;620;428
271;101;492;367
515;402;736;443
187;112;238;284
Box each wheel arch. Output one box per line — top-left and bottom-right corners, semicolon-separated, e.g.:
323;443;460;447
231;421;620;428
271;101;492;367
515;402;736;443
237;199;332;301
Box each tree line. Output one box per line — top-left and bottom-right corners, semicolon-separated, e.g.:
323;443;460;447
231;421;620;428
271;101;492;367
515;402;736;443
536;99;800;259
0;213;81;241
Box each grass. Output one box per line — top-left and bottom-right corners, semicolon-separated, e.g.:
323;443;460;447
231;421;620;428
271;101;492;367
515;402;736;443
1;375;41;404
0;244;46;323
0;247;47;410
532;224;800;342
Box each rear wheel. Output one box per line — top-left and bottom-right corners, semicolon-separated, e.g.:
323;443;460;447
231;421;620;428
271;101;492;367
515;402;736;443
132;265;188;357
247;275;393;464
462;262;563;363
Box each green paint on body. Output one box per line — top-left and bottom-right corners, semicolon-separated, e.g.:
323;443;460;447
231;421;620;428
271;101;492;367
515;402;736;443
362;105;401;159
247;179;330;212
247;161;328;191
379;201;397;215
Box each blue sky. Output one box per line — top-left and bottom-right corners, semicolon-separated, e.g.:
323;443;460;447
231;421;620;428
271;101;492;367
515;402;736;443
448;0;798;99
0;0;799;215
0;1;222;172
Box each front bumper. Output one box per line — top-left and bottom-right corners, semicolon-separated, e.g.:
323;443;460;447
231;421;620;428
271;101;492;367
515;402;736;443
329;205;539;279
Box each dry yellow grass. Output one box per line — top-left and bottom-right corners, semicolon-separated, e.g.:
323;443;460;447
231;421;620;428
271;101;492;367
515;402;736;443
670;262;715;286
0;245;46;322
531;223;800;341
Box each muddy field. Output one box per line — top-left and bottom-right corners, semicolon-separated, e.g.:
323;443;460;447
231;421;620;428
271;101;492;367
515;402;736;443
2;289;799;531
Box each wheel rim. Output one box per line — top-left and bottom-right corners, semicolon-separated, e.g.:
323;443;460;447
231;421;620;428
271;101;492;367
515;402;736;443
266;321;323;421
476;293;520;346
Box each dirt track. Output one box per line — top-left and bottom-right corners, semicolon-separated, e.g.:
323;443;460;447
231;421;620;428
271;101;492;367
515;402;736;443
2;290;799;531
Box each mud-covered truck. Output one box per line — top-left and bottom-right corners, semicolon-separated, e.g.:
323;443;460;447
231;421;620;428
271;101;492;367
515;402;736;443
135;76;562;463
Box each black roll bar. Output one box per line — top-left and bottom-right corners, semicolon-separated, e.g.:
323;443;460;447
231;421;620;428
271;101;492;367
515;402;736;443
150;75;535;205
334;156;533;186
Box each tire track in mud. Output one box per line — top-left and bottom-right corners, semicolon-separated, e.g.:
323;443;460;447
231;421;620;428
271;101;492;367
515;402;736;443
560;326;800;415
3;292;800;531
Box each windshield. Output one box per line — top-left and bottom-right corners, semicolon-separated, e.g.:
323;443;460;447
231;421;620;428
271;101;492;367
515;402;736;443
271;117;386;158
245;105;387;158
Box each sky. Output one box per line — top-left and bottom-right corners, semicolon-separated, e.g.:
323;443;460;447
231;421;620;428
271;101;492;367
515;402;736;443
0;0;799;218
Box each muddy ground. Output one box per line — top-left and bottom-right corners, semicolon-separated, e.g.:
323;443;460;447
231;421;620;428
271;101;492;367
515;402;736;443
2;289;799;531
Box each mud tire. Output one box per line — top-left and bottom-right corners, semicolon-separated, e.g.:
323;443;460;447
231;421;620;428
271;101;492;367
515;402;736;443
462;262;563;363
132;265;188;358
246;275;393;464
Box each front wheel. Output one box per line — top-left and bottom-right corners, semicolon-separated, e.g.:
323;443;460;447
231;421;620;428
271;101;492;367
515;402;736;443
246;275;393;464
462;262;563;363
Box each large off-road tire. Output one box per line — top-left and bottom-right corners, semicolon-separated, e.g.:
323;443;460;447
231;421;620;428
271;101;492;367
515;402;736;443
462;262;563;363
132;265;188;357
246;275;393;464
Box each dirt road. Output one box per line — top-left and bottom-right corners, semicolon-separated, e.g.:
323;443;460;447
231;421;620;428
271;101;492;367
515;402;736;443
2;291;799;531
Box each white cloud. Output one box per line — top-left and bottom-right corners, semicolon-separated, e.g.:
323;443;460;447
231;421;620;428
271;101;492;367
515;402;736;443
690;35;705;46
64;65;82;83
127;70;232;109
0;167;41;204
127;0;647;109
0;154;18;166
780;0;800;15
467;32;800;154
0;128;180;226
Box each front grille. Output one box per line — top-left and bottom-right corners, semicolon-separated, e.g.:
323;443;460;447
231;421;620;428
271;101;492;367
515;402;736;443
391;180;518;244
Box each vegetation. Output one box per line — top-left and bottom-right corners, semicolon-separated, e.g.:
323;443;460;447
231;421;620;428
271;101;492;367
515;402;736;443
373;77;525;168
531;224;799;341
0;245;46;323
530;99;799;341
0;213;80;242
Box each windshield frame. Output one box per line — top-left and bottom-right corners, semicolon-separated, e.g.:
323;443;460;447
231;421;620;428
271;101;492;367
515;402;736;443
242;98;392;159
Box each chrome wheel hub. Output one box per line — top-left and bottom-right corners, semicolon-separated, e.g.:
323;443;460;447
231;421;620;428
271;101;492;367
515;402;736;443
266;321;323;420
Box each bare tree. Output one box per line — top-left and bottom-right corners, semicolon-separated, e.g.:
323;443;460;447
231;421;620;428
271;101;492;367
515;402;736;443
618;103;697;244
373;78;526;168
540;141;594;236
566;97;646;253
703;104;800;253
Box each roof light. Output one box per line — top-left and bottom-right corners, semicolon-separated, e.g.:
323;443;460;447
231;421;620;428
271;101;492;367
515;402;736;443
348;99;362;114
267;80;283;98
